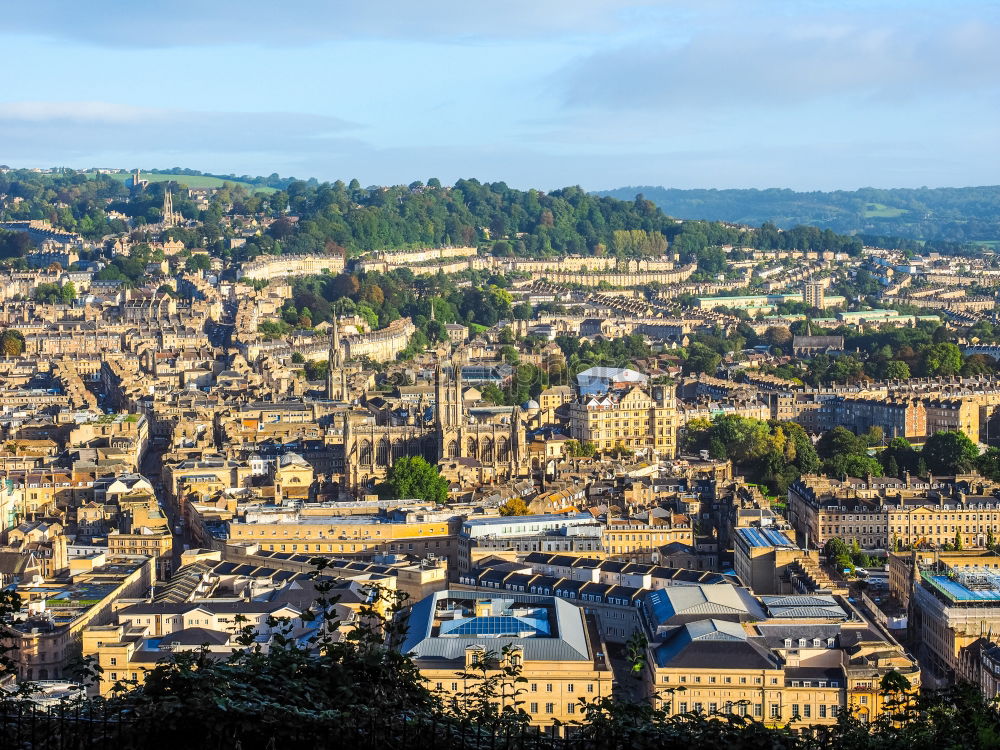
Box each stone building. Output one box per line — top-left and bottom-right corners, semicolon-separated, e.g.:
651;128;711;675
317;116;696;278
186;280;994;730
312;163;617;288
339;351;528;492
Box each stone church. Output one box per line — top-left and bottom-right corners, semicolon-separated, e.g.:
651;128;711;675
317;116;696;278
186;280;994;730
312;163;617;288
327;321;529;491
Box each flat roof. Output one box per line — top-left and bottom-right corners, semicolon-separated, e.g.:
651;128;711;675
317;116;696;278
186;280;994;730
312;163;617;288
925;573;1000;602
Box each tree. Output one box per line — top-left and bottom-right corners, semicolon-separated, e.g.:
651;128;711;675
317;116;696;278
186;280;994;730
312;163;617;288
922;430;980;474
978;447;1000;481
880;437;920;476
920;342;962;377
884;360;911;379
824;537;849;564
816;427;867;460
498;497;530;516
763;326;792;349
564;439;596;457
683;342;721;375
382;456;448;504
0;329;25;356
60;281;77;303
185;253;211;272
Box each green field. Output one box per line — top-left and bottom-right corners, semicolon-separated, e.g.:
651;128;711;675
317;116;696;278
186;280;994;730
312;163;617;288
88;171;275;193
863;202;908;218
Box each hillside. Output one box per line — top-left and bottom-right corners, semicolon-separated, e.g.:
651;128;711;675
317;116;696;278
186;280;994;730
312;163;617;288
87;171;275;193
597;185;1000;245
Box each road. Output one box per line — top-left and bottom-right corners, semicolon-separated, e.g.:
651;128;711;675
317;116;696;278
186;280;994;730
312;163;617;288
140;442;191;575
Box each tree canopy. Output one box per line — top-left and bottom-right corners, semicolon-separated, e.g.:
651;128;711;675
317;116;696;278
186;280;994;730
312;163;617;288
381;456;449;504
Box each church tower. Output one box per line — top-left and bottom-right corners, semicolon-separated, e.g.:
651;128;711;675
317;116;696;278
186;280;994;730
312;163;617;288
162;189;178;228
326;315;347;401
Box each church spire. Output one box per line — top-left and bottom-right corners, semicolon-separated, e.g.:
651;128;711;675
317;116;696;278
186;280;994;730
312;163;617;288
162;188;177;229
326;315;344;400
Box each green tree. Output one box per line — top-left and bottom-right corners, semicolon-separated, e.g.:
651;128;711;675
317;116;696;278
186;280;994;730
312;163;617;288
60;281;77;303
922;430;980;474
816;426;868;460
884;359;911;379
564;439;596;457
185;253;211;272
683;342;721;375
978;447;1000;481
920;342;963;376
382;456;448;504
824;537;849;564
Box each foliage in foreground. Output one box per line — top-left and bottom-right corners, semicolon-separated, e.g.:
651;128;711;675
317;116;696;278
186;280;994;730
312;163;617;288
1;569;1000;749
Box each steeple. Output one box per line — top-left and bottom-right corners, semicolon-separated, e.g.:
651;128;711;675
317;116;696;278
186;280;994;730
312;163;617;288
162;189;177;228
326;315;344;400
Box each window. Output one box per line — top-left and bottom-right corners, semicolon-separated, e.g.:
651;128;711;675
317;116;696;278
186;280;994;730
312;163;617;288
754;704;762;717
819;705;827;719
803;705;811;718
709;703;718;714
110;658;117;666
770;704;780;719
567;684;574;693
436;682;443;690
546;683;553;692
567;703;575;714
531;683;537;692
451;683;458;692
545;703;554;714
792;704;800;718
530;703;538;714
678;702;688;713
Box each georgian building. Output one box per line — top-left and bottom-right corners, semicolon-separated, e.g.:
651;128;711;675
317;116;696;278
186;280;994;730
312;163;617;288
788;475;1000;550
568;385;677;457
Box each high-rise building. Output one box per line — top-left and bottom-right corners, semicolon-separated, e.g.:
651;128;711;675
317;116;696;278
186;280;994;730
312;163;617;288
803;281;825;309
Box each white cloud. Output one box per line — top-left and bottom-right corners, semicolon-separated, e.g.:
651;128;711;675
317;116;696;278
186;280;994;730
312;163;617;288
561;17;1000;111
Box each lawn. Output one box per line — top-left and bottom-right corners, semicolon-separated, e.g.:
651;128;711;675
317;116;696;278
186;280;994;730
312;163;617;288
863;202;908;218
89;171;276;193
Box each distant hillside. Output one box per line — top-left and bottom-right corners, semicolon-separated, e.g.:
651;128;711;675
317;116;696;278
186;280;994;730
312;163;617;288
596;185;1000;245
89;171;276;193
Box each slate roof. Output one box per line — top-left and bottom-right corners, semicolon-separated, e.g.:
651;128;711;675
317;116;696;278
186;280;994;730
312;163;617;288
644;584;766;626
401;590;592;663
652;619;778;669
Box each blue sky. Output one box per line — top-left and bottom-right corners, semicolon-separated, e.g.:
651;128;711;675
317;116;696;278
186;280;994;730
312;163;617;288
1;0;998;191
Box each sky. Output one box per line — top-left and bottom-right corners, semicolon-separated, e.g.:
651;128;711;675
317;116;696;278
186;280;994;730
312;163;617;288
1;0;998;191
